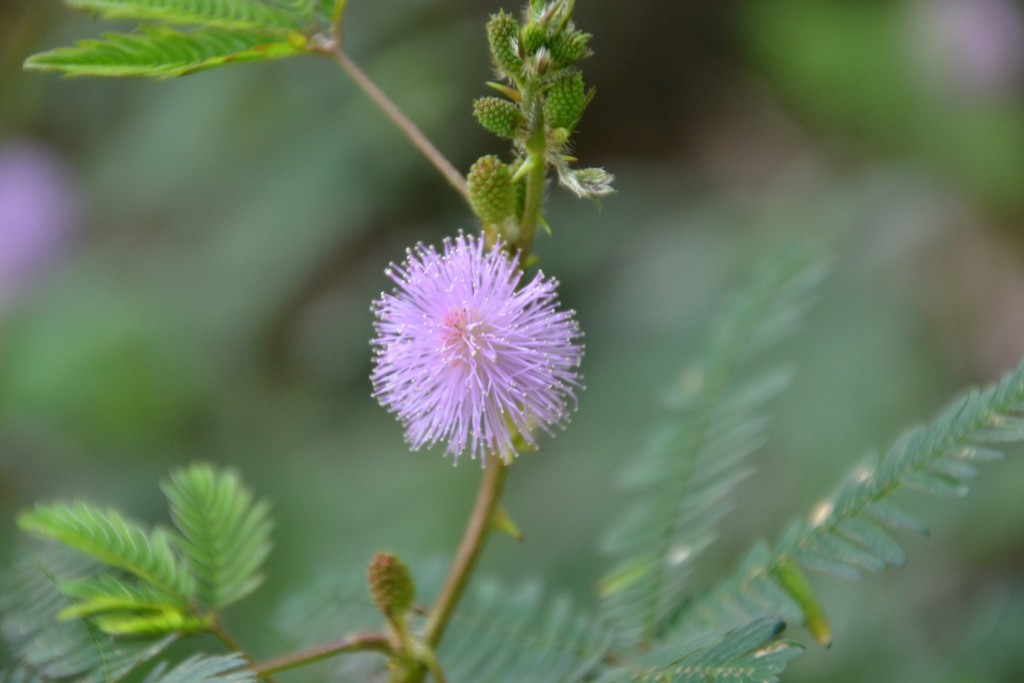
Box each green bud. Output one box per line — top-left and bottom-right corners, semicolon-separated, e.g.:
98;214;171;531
473;97;524;139
549;126;571;146
367;552;415;618
468;156;516;225
549;29;592;67
544;69;589;131
487;11;523;81
520;22;547;56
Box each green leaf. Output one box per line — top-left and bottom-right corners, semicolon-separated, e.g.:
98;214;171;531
835;518;906;567
675;357;1024;646
64;0;305;31
18;502;195;601
57;574;211;635
142;654;256;683
598;243;828;647
440;580;612;683
863;500;929;536
599;617;801;683
900;470;970;498
59;573;180;617
780;362;1024;580
0;547;176;681
327;0;347;26
24;26;307;80
161;463;272;610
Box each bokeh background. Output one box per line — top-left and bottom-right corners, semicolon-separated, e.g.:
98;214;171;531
3;0;1024;680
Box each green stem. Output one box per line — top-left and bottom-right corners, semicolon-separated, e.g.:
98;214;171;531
330;0;348;32
516;96;548;261
248;632;394;678
317;41;470;204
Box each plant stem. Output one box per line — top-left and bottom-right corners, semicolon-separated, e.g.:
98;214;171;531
424;456;509;648
321;44;470;204
516;96;548;261
397;457;509;682
248;632;394;677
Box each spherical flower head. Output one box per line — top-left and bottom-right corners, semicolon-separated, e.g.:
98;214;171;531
371;233;583;463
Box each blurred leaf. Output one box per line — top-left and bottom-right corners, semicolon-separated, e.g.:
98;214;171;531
596;617;800;683
141;654;256;683
0;547;176;681
599;242;827;647
674;357;1024;645
440;580;612;683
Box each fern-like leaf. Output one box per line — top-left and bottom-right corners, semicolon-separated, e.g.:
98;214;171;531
440;580;612;683
161;463;272;610
142;654;256;683
24;27;307;79
64;0;305;32
58;573;211;635
0;547;176;681
17;501;195;601
599;243;827;647
675;358;1024;645
597;617;801;683
59;573;180;618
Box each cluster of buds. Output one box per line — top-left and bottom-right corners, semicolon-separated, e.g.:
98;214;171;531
485;2;592;86
467;0;613;242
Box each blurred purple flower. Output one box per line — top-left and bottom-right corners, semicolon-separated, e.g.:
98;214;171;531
912;0;1024;96
0;141;78;307
371;233;583;463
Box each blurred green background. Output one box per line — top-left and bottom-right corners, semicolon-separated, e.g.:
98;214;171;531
3;0;1024;680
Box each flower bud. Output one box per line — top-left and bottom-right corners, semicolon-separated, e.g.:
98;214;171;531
473;97;524;139
487;11;523;82
367;552;415;618
467;155;515;225
520;22;547;56
549;29;592;67
544;69;589;132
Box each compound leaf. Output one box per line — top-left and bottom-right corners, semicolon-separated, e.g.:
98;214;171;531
161;463;272;610
64;0;306;32
24;26;307;79
17;502;194;601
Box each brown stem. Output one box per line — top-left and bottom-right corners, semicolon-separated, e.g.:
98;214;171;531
425;457;509;647
319;43;470;205
248;632;394;678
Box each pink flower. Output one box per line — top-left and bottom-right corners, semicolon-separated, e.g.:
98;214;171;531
371;233;583;463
